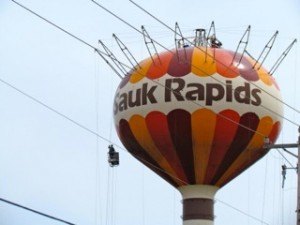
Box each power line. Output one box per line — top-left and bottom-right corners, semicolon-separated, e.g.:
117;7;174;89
276;148;294;168
0;197;76;225
0;76;115;147
216;198;270;225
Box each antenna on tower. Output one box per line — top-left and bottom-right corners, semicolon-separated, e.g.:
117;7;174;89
141;25;161;65
98;40;128;76
253;31;279;70
112;33;141;70
174;22;187;62
269;39;297;75
231;25;251;66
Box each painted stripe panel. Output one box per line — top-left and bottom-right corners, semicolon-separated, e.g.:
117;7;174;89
236;54;259;81
211;112;259;184
168;48;193;77
204;109;240;184
269;121;281;143
167;109;195;183
191;47;216;77
216;116;273;186
146;51;174;79
219;121;281;186
191;109;217;183
215;49;239;78
118;119;179;187
145;111;188;184
130;58;153;83
129;115;184;186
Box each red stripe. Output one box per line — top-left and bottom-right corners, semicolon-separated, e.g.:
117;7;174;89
146;111;188;183
168;47;193;77
204;109;240;184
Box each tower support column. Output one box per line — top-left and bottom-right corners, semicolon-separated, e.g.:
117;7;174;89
178;185;219;225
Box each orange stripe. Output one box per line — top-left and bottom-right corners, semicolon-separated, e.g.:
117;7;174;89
215;49;239;78
146;51;174;79
216;116;274;186
128;115;183;186
191;109;216;183
246;57;272;86
191;47;217;77
129;57;153;83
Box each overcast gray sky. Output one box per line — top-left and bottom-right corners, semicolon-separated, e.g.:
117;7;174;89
0;0;300;225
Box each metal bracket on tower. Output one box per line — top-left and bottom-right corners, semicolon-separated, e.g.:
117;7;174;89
231;25;251;66
98;40;128;76
174;22;187;62
112;33;141;70
205;21;217;63
252;31;279;70
269;38;297;75
141;25;161;65
94;48;124;79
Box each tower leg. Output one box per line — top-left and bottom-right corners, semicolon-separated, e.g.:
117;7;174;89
178;185;219;225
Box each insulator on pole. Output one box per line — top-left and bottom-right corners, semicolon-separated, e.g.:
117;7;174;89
141;25;161;65
112;33;141;70
253;31;279;70
231;25;251;66
269;39;297;75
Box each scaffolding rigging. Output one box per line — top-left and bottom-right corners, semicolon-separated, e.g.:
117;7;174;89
141;25;162;65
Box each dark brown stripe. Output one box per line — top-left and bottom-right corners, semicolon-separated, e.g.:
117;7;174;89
211;112;259;184
182;198;214;221
168;47;193;77
118;119;179;187
167;109;196;184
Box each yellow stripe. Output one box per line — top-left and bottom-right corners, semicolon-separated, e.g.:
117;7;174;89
129;58;153;83
192;109;216;183
129;115;183;185
191;47;217;77
216;116;273;186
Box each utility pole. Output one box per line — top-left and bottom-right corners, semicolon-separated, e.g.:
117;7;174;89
265;126;299;225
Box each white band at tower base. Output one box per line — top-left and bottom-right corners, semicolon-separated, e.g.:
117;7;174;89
178;185;219;225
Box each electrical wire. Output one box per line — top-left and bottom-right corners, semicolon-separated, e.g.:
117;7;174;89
215;198;270;225
0;197;75;225
276;148;294;168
